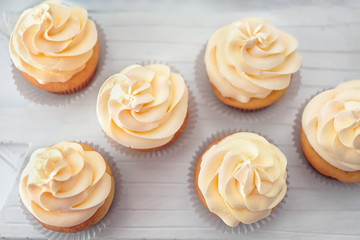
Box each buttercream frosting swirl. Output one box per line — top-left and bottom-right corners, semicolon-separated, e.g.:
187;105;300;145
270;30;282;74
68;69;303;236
19;142;112;227
9;0;98;84
97;64;188;149
204;17;302;103
198;132;287;226
302;80;360;171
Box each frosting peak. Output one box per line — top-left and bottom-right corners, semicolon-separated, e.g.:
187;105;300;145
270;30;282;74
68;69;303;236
19;142;111;227
302;80;360;171
205;17;302;103
9;0;97;84
198;132;287;226
97;64;188;149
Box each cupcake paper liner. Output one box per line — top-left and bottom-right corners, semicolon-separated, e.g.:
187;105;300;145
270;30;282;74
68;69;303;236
0;140;31;171
11;21;107;106
188;129;288;234
2;10;20;36
103;60;197;158
19;141;122;240
292;91;360;189
194;45;301;122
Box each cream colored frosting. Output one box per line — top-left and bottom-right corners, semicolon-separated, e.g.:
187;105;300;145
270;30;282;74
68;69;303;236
198;132;287;226
97;64;188;149
204;17;302;103
9;0;97;84
302;80;360;171
19;142;112;227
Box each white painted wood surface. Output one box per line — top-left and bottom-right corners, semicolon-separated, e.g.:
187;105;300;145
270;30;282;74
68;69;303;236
1;0;360;239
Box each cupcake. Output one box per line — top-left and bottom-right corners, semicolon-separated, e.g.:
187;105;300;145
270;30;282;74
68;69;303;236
19;142;115;233
97;64;189;151
301;80;360;182
9;0;99;94
195;132;287;227
204;17;302;110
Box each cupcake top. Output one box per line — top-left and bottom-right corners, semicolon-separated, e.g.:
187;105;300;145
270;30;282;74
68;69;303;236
302;80;360;172
97;64;188;150
204;17;302;103
197;132;287;226
9;0;98;84
19;142;112;227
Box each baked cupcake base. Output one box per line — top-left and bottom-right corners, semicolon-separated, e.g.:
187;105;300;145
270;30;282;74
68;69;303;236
210;81;289;110
35;143;115;233
130;112;188;152
22;42;100;95
301;129;360;183
194;135;277;224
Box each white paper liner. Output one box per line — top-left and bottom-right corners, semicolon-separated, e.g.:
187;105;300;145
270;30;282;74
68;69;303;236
0;140;31;171
11;21;107;106
19;141;121;240
2;11;20;36
195;45;301;122
188;129;288;234
293;91;360;188
103;60;197;158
